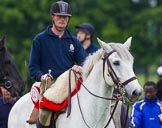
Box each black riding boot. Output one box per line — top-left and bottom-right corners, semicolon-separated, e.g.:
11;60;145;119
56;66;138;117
36;119;52;128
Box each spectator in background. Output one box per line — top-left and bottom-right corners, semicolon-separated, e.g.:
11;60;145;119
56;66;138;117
156;79;162;125
156;58;162;103
157;79;162;102
75;23;99;55
0;87;19;128
130;81;162;128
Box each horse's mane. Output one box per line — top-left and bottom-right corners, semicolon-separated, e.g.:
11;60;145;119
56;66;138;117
82;49;103;80
82;43;134;80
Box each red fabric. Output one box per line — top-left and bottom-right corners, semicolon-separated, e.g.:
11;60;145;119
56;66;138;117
39;77;82;111
34;101;40;109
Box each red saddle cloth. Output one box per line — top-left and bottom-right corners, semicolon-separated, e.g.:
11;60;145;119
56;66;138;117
39;77;82;111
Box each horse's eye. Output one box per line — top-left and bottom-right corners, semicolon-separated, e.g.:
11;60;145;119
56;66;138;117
113;61;120;66
5;60;11;64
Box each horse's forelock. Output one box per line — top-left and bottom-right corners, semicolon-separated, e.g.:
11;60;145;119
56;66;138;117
0;37;5;50
109;43;133;62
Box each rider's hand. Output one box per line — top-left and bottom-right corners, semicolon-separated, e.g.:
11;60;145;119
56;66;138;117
71;65;83;73
40;74;53;88
40;75;44;81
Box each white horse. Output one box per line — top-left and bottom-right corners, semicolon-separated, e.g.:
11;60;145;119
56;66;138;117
8;37;142;128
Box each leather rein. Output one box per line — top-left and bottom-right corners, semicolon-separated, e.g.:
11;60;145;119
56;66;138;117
68;49;137;128
102;49;136;128
102;50;137;97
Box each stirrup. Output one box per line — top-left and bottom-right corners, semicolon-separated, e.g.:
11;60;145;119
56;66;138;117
36;119;52;128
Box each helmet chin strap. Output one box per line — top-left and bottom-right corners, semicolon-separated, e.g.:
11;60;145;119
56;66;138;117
81;34;91;43
81;38;91;50
52;17;71;37
80;38;86;44
52;24;64;37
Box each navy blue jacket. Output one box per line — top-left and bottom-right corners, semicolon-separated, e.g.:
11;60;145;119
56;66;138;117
0;98;19;128
28;26;87;81
85;40;99;55
130;97;162;128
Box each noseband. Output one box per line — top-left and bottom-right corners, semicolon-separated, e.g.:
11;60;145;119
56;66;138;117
102;49;137;100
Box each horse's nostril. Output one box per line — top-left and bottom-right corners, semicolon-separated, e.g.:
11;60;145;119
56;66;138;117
138;91;142;96
132;90;141;96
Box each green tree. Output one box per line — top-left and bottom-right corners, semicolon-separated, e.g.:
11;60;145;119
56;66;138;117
1;0;162;88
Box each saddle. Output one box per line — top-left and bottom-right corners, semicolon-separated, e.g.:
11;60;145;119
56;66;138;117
40;70;82;111
41;70;82;128
28;70;82;126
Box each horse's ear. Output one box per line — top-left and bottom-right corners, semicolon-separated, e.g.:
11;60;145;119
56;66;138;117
1;35;6;47
97;37;111;50
123;37;132;50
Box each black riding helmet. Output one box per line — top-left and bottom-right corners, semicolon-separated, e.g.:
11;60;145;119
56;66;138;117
50;1;72;17
75;23;95;38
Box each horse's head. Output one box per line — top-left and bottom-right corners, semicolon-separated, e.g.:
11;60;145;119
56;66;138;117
97;37;142;103
0;36;25;97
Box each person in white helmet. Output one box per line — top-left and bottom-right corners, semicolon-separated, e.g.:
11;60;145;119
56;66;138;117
157;58;162;77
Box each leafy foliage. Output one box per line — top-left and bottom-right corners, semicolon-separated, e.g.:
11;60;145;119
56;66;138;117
0;0;162;87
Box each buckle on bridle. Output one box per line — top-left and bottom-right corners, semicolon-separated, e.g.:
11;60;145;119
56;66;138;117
117;82;123;87
4;81;12;89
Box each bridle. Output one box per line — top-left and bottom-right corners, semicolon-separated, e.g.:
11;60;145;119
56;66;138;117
0;38;25;97
0;69;24;97
0;70;13;91
102;49;137;101
0;45;12;89
68;49;137;128
102;49;137;128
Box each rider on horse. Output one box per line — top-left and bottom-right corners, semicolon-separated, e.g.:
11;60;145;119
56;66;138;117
27;1;87;128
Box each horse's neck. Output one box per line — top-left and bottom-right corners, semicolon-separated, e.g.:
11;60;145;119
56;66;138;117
82;61;113;98
77;62;113;126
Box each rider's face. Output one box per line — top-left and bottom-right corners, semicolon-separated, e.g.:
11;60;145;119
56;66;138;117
52;15;69;32
77;31;86;42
